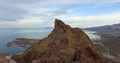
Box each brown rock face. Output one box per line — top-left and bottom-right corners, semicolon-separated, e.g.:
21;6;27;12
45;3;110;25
0;53;8;63
12;19;103;63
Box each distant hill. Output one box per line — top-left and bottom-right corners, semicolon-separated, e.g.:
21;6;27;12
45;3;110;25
85;23;120;63
85;23;120;31
111;23;120;30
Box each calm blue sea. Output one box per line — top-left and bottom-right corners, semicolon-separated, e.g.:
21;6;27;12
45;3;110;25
0;28;100;55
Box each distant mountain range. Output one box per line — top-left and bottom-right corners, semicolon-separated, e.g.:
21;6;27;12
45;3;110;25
85;23;120;31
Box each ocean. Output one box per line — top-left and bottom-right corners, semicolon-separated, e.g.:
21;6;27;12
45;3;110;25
0;28;100;55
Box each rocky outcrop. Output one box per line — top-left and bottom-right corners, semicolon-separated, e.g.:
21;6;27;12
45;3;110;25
0;53;8;63
11;38;39;46
12;19;103;63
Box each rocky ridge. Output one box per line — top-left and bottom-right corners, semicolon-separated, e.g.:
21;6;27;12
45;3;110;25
12;19;103;63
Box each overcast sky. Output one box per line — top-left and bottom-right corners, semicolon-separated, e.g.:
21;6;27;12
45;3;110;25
0;0;120;28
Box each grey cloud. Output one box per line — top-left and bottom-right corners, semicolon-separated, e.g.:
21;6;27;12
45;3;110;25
0;0;48;22
0;6;27;21
0;0;119;22
15;8;72;27
23;8;72;25
53;8;71;15
0;0;45;4
0;0;29;22
27;8;71;18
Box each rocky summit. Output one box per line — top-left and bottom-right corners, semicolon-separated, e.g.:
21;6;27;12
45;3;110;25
12;19;103;63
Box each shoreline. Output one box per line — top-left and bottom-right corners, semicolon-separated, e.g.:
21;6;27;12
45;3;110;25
93;31;120;63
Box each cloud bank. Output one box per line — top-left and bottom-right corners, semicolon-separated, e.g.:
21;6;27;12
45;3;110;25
0;0;120;28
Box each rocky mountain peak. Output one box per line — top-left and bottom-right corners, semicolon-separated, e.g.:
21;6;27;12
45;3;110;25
12;19;103;63
55;19;66;28
54;19;71;33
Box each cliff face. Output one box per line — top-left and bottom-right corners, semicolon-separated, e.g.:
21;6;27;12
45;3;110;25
12;19;103;63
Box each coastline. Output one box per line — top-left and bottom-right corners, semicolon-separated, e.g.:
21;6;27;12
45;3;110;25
93;31;120;63
1;29;120;63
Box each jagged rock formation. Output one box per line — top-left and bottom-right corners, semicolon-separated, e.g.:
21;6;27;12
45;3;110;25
12;19;103;63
